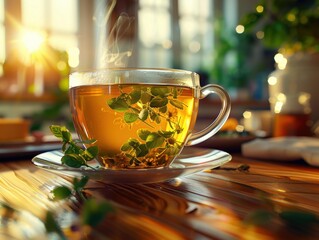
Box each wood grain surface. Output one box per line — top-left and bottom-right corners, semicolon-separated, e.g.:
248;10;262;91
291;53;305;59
1;154;319;239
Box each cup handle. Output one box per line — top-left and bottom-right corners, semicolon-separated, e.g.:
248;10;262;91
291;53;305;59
186;84;231;146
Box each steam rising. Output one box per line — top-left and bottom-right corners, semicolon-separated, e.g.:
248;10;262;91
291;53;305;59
94;0;134;68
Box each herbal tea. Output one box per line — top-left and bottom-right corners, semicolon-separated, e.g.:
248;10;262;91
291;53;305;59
70;84;199;169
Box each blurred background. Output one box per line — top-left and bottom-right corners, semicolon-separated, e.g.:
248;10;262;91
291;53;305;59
0;0;318;140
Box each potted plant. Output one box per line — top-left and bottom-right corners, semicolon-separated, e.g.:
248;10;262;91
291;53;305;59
240;0;319;123
241;0;319;53
209;18;261;99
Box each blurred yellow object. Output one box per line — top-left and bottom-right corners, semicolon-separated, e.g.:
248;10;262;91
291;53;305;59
220;118;238;131
0;118;30;142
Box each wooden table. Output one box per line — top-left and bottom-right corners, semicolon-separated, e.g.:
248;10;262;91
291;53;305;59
1;147;319;239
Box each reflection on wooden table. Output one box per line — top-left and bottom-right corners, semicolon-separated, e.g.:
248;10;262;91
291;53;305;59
1;151;319;239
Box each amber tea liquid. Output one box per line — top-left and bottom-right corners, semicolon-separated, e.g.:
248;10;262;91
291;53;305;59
273;112;312;137
70;84;199;169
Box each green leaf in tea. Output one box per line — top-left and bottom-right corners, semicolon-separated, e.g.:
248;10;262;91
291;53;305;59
137;129;151;141
129;89;141;104
124;112;139;123
150;96;168;108
141;92;152;104
159;106;167;113
139;109;149;121
104;85;189;168
169;99;184;110
151;87;170;97
165;146;180;156
146;133;165;149
121;142;133;151
158;130;174;138
128;138;140;148
136;144;148;157
107;97;129;112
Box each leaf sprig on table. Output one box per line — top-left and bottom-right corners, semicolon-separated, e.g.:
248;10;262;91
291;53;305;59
47;126;114;237
244;195;319;232
49;125;98;169
46;175;114;239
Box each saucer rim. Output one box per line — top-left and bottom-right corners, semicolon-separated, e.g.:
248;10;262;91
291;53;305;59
32;147;232;183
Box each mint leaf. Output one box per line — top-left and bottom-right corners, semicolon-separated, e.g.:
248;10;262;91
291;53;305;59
150;97;168;108
151;87;170;97
107;98;129;112
73;176;89;191
49;125;64;138
129;90;141;104
138;109;149;121
52;186;72;201
146;133;165;149
124;112;139;123
137;129;151;140
170;99;184;109
61;154;85;168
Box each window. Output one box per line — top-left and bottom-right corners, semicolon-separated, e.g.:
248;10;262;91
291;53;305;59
137;0;213;71
178;0;213;71
21;0;79;67
138;0;172;68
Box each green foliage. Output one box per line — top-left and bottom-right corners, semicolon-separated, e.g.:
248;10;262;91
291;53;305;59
279;210;318;230
81;199;114;227
49;125;98;169
106;86;185;168
50;176;89;202
47;176;114;237
51;186;72;200
245;208;318;232
210;17;257;88
240;0;319;52
44;211;66;239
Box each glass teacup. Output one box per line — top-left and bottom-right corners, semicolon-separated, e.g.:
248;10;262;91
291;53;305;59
69;68;231;169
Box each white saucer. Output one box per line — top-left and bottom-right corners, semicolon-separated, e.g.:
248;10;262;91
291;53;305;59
32;147;232;184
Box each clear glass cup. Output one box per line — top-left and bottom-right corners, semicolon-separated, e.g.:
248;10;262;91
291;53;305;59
69;68;231;169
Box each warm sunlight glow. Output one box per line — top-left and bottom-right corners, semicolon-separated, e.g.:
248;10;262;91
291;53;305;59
235;125;245;133
274;102;283;114
243;111;252;119
268;76;277;86
22;31;45;53
57;61;67;71
274;53;284;63
68;47;80;68
235;25;245;34
256;5;264;13
299;92;310;105
274;53;287;70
